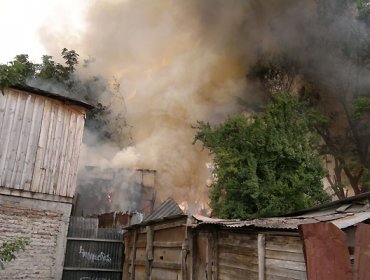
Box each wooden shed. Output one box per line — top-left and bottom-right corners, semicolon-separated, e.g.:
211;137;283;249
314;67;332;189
0;85;92;280
0;85;93;199
123;193;370;280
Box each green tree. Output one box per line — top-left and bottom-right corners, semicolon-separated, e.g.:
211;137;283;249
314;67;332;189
248;1;370;199
0;49;127;144
194;93;329;218
0;237;30;269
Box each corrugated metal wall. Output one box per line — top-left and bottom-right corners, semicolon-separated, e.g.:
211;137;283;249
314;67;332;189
63;217;124;280
0;88;85;198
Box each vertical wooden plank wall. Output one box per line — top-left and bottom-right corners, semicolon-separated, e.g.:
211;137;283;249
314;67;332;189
217;231;259;280
124;218;188;280
0;88;86;198
264;235;307;280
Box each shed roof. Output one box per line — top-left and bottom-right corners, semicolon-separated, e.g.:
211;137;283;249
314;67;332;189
143;197;184;223
9;84;94;110
193;193;370;230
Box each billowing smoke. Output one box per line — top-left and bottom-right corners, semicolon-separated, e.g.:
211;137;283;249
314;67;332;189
38;0;369;213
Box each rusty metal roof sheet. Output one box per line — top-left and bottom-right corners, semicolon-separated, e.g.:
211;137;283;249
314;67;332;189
193;210;370;230
193;193;370;231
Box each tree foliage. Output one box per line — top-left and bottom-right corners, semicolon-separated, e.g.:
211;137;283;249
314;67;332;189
0;50;126;143
194;93;329;218
248;1;370;199
0;237;30;269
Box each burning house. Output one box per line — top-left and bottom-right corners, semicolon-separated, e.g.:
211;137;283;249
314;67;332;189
0;85;92;279
74;166;157;218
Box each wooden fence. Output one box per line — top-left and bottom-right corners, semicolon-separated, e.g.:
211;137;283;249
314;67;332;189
63;217;124;280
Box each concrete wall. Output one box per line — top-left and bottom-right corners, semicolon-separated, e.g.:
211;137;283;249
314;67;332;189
0;194;71;280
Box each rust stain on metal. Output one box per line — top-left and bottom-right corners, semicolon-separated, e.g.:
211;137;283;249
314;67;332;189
299;222;352;280
354;223;370;280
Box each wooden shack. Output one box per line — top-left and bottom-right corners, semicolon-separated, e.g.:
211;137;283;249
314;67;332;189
123;193;370;280
0;85;92;280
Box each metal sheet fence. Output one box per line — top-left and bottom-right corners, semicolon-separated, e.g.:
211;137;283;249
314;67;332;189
63;217;124;280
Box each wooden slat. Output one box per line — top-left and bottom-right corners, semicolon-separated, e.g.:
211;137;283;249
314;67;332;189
67;112;84;197
219;266;258;280
265;249;305;262
258;234;265;280
55;110;70;195
30;98;51;192
265;266;307;279
40;100;57;193
218;244;258;256
21;97;45;190
4;92;25;188
11;94;34;189
265;259;306;272
60;112;77;196
0;92;10;185
49;106;64;195
153;241;183;248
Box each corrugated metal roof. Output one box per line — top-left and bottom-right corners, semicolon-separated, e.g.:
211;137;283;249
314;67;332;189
284;191;370;217
192;193;370;230
10;84;94;110
193;203;370;230
144;197;184;222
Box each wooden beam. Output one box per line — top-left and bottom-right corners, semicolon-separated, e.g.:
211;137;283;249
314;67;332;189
153;241;183;248
258;233;265;280
145;226;153;280
130;229;138;280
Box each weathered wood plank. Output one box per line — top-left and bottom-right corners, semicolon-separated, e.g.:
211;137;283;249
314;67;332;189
4;92;25;188
265;242;303;254
60;111;77;196
11;94;33;189
40;101;57;193
219;266;259;280
219;244;258;256
153;247;182;263
21;96;45;190
265;259;306;272
9;93;31;189
30;98;51;192
265;266;307;279
49;105;64;195
219;252;258;266
153;241;183;248
152;261;181;270
258;234;265;280
151;268;178;280
265;249;305;262
152;219;186;232
57;111;72;196
67;113;85;197
0;92;10;185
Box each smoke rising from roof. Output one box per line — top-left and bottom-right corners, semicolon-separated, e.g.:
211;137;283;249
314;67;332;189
40;0;370;210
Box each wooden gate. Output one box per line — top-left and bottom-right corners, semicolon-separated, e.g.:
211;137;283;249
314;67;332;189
63;217;124;280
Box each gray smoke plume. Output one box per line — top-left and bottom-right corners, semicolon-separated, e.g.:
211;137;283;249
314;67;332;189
39;0;369;212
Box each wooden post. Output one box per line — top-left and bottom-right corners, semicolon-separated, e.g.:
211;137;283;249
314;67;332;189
258;234;266;280
213;231;218;280
145;226;154;280
130;229;138;280
206;233;213;279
